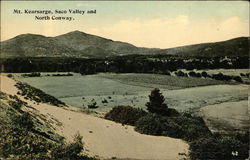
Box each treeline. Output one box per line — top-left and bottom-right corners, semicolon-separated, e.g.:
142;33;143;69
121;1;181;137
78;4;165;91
1;55;249;74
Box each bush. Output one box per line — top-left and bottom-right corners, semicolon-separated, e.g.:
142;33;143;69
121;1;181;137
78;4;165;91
1;117;96;160
201;71;209;78
171;115;212;141
51;133;84;160
105;106;147;125
240;73;246;77
189;137;248;160
135;113;168;136
7;74;13;78
234;131;249;144
135;113;211;141
9;100;23;110
163;70;171;75
0;125;50;159
21;72;41;77
51;73;73;77
233;76;243;83
212;73;233;81
175;70;185;77
12;112;34;130
188;71;201;77
135;114;184;138
88;100;98;109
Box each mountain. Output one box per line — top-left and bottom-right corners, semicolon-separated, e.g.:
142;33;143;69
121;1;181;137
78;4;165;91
0;31;158;58
0;31;249;58
158;37;249;57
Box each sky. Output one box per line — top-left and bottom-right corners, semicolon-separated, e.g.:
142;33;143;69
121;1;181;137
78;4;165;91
1;1;249;48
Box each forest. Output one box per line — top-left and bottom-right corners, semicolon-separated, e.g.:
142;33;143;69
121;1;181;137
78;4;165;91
1;55;249;74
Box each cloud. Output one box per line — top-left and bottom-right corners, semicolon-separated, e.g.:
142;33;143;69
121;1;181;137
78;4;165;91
87;15;248;48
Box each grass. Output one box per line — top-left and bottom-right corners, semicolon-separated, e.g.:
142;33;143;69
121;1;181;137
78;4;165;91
13;73;248;113
15;81;66;107
100;73;231;89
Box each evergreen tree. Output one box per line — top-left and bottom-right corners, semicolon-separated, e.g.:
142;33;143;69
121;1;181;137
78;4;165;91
146;88;168;115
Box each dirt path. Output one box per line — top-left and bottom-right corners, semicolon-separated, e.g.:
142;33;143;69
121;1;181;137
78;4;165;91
0;75;189;160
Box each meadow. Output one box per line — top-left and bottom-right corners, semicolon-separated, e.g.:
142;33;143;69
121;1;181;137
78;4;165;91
14;72;248;114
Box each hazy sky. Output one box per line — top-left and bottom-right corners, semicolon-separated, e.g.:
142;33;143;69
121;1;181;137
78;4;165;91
1;1;249;48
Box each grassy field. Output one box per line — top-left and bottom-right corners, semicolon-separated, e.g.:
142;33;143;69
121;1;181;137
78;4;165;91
200;100;249;133
13;72;248;113
100;73;229;89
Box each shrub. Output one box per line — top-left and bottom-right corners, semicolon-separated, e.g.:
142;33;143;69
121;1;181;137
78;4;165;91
0;125;50;159
234;131;249;144
188;71;201;77
51;73;73;76
188;71;196;77
51;133;84;160
105;106;147;125
135;113;211;141
21;72;41;77
240;73;246;77
189;137;248;160
201;71;208;78
163;70;171;75
9;100;22;110
12;112;34;130
1;117;96;160
88;101;98;109
233;76;243;83
7;74;13;78
135;113;167;136
195;72;202;77
102;99;108;103
171;115;212;141
175;70;185;77
212;73;232;81
135;114;184;138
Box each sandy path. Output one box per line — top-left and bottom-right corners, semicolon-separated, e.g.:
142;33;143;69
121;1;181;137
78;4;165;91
37;105;189;160
0;75;189;160
0;75;19;95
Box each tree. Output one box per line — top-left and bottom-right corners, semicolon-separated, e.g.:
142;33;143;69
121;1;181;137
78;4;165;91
105;106;147;125
146;88;169;115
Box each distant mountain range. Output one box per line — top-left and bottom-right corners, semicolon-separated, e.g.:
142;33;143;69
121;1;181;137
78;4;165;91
1;30;249;58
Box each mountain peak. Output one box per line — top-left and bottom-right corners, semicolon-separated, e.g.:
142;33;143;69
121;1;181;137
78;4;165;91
14;33;46;39
65;30;87;36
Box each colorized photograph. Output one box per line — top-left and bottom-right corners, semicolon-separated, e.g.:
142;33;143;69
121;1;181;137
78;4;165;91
0;1;249;160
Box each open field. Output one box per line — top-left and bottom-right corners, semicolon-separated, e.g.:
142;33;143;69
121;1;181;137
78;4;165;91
13;73;248;113
200;100;249;133
99;73;229;89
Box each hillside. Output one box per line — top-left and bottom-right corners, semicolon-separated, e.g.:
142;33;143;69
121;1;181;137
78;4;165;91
0;31;158;58
158;37;249;57
0;31;249;58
